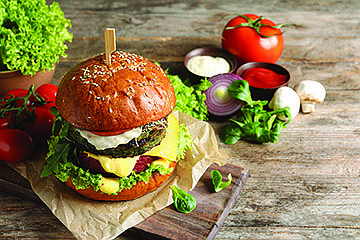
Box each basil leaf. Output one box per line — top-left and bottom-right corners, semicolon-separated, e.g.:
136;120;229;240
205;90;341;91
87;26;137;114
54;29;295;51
211;170;232;192
170;185;196;213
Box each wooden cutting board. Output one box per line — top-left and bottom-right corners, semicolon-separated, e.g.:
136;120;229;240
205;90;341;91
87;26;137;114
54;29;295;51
0;161;249;240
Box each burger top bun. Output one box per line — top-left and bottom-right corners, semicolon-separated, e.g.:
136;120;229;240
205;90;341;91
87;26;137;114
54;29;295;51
56;51;176;131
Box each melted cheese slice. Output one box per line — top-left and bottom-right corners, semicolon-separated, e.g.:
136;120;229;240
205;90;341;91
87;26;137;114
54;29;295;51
86;113;179;194
99;178;120;194
145;113;178;163
86;152;138;177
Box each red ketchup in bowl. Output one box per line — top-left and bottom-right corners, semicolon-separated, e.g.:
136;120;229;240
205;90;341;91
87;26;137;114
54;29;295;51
242;67;287;88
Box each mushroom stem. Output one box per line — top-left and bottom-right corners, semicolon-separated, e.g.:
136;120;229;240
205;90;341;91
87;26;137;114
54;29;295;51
294;80;326;114
301;102;315;113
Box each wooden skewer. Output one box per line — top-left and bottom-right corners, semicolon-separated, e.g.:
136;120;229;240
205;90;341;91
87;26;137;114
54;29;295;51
104;28;116;65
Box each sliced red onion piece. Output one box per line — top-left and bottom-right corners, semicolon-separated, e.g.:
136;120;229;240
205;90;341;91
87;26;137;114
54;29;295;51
204;73;244;117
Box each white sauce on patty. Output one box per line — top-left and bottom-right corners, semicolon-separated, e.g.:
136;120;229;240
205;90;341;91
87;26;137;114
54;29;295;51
77;126;142;150
187;55;230;77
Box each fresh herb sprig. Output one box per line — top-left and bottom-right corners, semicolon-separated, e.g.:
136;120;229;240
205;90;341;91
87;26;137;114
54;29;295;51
0;85;47;129
211;170;232;192
170;185;196;213
220;80;291;144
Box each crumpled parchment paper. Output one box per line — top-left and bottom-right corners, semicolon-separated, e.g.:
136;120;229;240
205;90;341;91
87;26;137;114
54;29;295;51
8;111;226;240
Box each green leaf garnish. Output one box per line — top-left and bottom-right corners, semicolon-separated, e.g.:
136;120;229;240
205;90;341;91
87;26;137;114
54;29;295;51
220;80;291;144
170;185;196;213
211;170;232;192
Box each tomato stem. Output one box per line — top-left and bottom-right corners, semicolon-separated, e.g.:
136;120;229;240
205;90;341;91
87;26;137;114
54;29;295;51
225;14;293;38
0;84;47;129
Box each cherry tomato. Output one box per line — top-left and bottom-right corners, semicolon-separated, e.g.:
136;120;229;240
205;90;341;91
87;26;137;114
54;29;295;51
0;118;10;130
35;83;58;103
25;107;55;145
222;14;284;64
4;89;28;98
0;129;34;163
2;88;29;107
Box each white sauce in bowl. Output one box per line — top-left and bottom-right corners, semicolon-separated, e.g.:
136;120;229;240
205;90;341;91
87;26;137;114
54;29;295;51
187;55;231;77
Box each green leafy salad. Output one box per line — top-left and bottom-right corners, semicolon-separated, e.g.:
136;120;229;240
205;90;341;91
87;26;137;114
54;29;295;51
167;71;212;121
0;0;72;75
220;79;291;144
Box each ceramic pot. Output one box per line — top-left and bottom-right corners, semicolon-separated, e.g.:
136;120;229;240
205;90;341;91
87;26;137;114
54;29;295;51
0;67;55;96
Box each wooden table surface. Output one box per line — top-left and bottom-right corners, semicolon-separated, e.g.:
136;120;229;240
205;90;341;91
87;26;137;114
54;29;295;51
1;0;360;239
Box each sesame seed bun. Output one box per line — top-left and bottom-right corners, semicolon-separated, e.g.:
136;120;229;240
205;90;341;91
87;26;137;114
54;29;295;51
55;51;176;131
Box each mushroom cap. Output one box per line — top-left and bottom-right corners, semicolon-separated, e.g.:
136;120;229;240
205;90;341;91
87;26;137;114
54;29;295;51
269;86;300;120
294;80;326;103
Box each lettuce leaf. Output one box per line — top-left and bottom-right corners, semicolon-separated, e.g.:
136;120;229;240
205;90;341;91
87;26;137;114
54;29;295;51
0;0;72;75
177;124;192;159
167;72;211;121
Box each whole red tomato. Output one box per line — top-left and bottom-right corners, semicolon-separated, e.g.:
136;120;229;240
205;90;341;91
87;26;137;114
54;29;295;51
0;129;34;163
25;107;55;145
222;14;284;64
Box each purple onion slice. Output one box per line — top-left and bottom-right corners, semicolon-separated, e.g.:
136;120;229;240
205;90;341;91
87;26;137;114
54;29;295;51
204;73;244;117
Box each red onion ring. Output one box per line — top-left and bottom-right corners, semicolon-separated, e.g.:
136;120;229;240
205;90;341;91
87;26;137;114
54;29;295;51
204;73;244;117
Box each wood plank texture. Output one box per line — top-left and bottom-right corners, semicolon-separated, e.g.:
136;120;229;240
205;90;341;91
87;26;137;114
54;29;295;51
1;0;360;239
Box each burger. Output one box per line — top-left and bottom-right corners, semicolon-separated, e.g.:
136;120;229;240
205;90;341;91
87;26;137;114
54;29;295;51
41;50;191;201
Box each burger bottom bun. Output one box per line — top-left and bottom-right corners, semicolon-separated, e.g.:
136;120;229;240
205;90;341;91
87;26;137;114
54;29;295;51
65;160;177;201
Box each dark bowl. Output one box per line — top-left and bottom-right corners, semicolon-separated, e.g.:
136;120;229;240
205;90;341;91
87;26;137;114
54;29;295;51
236;62;290;101
184;47;238;84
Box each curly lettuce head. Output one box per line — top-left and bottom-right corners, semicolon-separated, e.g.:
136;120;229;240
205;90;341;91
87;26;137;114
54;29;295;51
0;0;72;76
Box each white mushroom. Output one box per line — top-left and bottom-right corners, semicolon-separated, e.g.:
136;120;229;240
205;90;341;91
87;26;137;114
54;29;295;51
269;86;300;121
294;80;326;113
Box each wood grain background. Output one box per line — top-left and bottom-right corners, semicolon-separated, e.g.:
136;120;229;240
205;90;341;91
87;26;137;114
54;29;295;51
0;0;360;239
